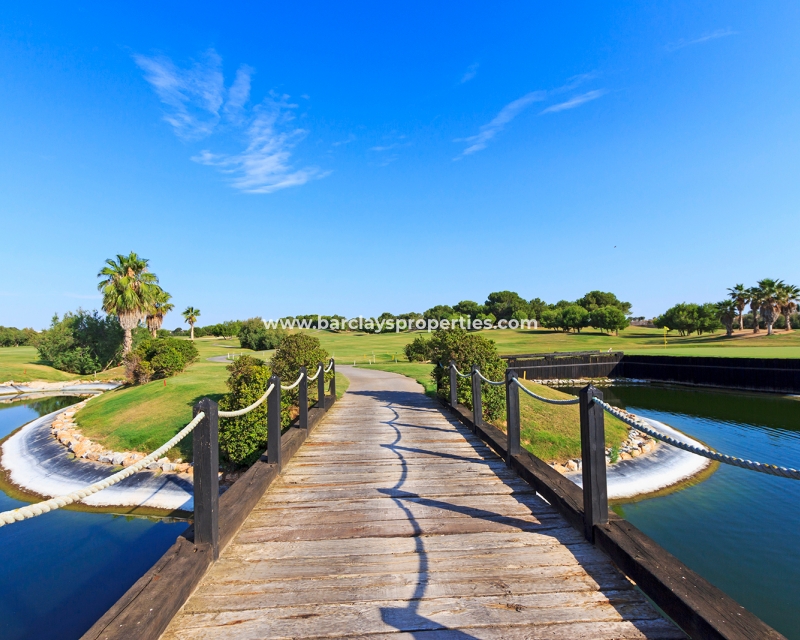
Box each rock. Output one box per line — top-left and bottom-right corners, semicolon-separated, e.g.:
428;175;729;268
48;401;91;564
146;462;161;470
122;455;140;467
619;452;632;461
566;459;579;472
111;452;127;466
98;455;113;464
629;449;640;458
157;457;170;464
175;463;191;473
161;463;176;472
71;441;91;457
86;452;100;461
642;442;653;453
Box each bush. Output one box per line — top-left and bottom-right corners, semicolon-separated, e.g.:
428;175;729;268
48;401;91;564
218;356;272;466
124;337;198;384
271;333;332;409
405;336;432;362
238;317;287;351
655;303;722;336
428;327;506;421
589;306;630;335
37;310;123;374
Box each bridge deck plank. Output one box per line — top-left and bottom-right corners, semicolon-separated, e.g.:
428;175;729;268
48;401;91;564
162;367;683;639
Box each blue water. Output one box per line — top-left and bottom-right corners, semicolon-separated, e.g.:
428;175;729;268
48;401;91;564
0;397;188;640
599;384;800;639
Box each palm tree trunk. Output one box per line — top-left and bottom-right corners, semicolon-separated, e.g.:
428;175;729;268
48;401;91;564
190;324;195;340
738;308;744;331
123;329;133;355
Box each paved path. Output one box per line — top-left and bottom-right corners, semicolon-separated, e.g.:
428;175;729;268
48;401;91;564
163;367;683;639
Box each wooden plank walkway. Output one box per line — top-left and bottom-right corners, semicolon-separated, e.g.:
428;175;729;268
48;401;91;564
163;367;684;639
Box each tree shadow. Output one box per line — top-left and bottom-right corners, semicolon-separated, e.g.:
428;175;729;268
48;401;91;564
347;387;678;638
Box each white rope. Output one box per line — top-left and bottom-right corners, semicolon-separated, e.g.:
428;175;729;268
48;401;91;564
281;372;305;391
324;359;334;373
0;412;206;528
513;378;581;405
306;364;322;382
450;364;471;378
474;369;505;386
218;383;275;417
594;398;800;480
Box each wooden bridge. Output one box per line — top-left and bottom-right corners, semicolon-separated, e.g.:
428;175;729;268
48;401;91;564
160;368;680;639
85;365;784;640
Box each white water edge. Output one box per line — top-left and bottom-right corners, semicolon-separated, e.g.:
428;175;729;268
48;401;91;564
567;418;711;500
2;407;194;511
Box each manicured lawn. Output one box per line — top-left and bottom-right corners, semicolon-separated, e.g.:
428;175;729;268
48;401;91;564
0;346;124;383
76;338;348;460
311;326;800;361
358;361;628;463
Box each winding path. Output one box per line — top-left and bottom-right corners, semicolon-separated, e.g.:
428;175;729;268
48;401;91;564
163;367;682;639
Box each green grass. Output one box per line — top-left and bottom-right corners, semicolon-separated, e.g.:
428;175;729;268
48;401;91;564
76;338;349;460
359;361;628;463
307;326;800;362
0;346;125;383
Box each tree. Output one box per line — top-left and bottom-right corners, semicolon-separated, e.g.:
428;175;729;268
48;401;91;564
97;252;159;355
561;305;590;333
589;306;630;335
146;288;174;338
238;317;286;350
182;306;200;340
747;286;763;333
776;282;800;332
716;300;738;337
727;284;749;332
576;291;632;315
757;279;782;336
423;305;455;321
453;300;483;319
37;310;123;374
484;291;529;321
528;298;547;321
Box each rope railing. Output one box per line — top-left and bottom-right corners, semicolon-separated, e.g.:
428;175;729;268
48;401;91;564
452;365;471;378
0;412;206;528
306;364;322;382
474;369;506;386
324;359;334;373
281;372;305;391
218;383;275;418
593;398;800;480
512;377;580;405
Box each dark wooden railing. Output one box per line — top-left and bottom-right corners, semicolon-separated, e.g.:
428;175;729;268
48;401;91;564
439;361;785;640
83;362;337;640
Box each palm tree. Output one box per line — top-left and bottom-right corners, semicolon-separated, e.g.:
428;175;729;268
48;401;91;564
747;286;762;334
183;306;200;340
776;282;800;332
757;278;782;336
716;300;738;337
97;252;159;355
146;288;174;338
727;284;749;332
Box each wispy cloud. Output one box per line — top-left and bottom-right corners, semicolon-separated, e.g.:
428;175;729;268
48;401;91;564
136;49;324;194
192;96;327;194
455;91;546;157
455;76;607;157
541;89;606;114
667;28;738;52
460;63;479;84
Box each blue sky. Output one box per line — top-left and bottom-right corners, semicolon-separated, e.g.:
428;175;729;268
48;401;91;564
1;2;799;329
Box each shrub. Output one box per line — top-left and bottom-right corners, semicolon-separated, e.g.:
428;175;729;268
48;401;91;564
238;317;287;351
589;306;630;335
404;335;432;362
428;327;506;421
271;333;332;409
0;326;37;347
124;337;198;383
37;310;123;374
218;356;272;466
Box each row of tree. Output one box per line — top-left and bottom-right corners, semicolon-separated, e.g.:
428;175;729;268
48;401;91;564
727;280;799;335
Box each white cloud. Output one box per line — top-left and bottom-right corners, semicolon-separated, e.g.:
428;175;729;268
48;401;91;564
136;49;324;194
192;98;327;194
667;28;738;52
460;63;479;84
540;89;606;114
455;91;546;157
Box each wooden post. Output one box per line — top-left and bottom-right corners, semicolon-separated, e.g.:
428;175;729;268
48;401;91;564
579;385;608;542
505;369;520;466
449;360;457;407
192;398;219;560
317;361;326;410
268;374;282;470
299;366;308;431
470;365;482;431
329;360;336;399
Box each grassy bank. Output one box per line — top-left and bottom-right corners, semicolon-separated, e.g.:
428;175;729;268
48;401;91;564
76;338;348;460
0;346;124;383
357;361;628;463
